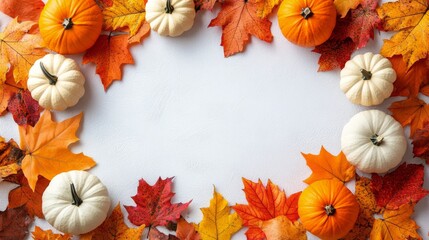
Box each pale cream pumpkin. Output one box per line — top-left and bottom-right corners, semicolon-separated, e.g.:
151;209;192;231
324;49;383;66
340;52;396;106
28;54;85;111
146;0;196;37
341;110;406;173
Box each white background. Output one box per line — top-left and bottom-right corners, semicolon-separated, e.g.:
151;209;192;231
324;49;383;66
0;4;428;239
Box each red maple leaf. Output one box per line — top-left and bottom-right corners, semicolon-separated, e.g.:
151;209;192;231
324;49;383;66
7;90;42;127
0;206;33;239
371;163;429;210
125;177;191;227
313;38;356;71
412;122;429;163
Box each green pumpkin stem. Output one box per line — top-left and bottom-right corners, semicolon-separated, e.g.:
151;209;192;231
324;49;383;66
360;68;372;80
62;18;73;30
70;183;83;206
301;7;313;19
40;62;58;85
370;134;384;146
325;204;336;216
165;0;174;14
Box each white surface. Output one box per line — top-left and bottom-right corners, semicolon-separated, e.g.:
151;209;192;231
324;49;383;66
0;7;428;239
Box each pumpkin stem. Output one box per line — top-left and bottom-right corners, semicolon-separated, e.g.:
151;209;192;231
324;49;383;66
40;62;58;85
325;204;336;216
70;183;83;207
360;68;372;80
165;0;174;14
370;134;384;146
301;7;313;19
62;18;73;30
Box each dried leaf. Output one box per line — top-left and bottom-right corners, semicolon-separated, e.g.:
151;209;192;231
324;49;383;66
148;227;179;240
176;218;200;240
0;0;44;22
389;56;429;97
259;216;307;240
313;38;356;71
0;139;24;178
0;206;33;240
412;122;429;163
103;0;146;36
32;226;71;240
388;97;429;138
7;90;41;127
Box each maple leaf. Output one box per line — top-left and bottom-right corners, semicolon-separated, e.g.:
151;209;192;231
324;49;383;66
197;189;242;240
389;56;429;97
176;218;200;240
313;38;356;71
302;146;355;184
194;0;218;11
377;0;429;68
0;18;46;85
103;0;146;36
370;203;421;240
259;216;307;240
125;177;191;227
80;203;145;240
19;111;96;191
128;23;151;45
148;227;179;240
0;139;24;178
232;178;300;240
334;0;361;18
7;90;41;127
257;0;281;18
83;34;135;91
0;0;44;22
209;0;273;57
0;71;23;115
0;206;33;240
388;97;429;138
32;226;71;240
371;163;429;210
412;122;429;163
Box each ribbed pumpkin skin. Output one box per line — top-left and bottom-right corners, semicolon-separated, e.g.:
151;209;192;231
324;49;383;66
277;0;336;47
298;179;359;240
39;0;103;54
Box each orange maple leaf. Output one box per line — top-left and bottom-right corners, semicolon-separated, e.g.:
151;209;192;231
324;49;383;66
0;0;44;22
334;0;362;17
377;0;429;68
209;0;273;57
19;111;96;191
388;97;429;138
0;139;24;178
82;34;136;91
259;216;307;240
370;203;421;240
80;203;145;240
389;56;429;97
176;218;200;240
32;226;71;240
302;146;355;184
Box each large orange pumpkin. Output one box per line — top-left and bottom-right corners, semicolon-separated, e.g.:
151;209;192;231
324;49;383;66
298;179;359;239
39;0;103;54
277;0;336;47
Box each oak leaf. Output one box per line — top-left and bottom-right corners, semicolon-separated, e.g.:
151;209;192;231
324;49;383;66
8;90;41;127
334;0;361;18
32;226;71;240
176;218;200;240
0;206;33;240
388;97;429;138
313;38;356;71
125;177;191;227
232;178;301;240
370;203;421;240
0;0;44;22
389;56;429;97
19;111;96;191
103;0;146;36
412;122;429;163
80;203;145;240
259;216;307;240
371;163;429;210
377;0;429;68
302;146;355;184
0;139;24;178
82;34;135;91
209;0;273;57
0;18;46;85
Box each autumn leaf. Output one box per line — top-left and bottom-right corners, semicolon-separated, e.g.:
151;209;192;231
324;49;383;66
370;203;421;240
0;18;46;85
412;122;429;163
177;218;200;240
257;0;282;18
0;206;33;240
259;216;306;240
232;178;300;240
194;0;218;11
313;38;356;71
334;0;361;18
377;0;429;68
8;90;41;127
209;0;273;57
125;177;191;227
19;111;96;191
148;227;179;240
371;163;429;210
103;0;146;36
302;146;355;184
32;226;71;240
128;23;151;45
389;56;429;97
0;0;44;22
0;139;24;178
80;203;145;240
388;97;429;138
83;34;135;91
197;189;242;240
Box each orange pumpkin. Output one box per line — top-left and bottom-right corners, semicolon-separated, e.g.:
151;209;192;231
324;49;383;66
298;179;359;239
277;0;336;47
39;0;103;54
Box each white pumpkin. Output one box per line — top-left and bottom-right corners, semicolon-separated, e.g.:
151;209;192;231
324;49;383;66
341;110;406;173
146;0;196;37
42;170;111;235
28;54;85;111
340;52;396;106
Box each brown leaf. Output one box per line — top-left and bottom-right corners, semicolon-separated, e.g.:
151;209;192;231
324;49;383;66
0;206;33;240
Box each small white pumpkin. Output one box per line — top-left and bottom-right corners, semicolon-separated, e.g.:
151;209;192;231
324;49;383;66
146;0;196;37
340;52;396;106
42;170;111;235
341;110;406;173
28;54;85;111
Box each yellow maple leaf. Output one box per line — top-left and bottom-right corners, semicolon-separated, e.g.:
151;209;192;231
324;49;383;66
0;18;46;85
257;0;282;18
198;189;242;240
334;0;362;17
19;111;96;191
377;0;429;68
259;216;307;240
103;0;146;37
